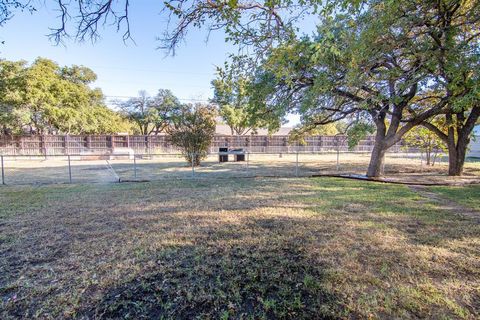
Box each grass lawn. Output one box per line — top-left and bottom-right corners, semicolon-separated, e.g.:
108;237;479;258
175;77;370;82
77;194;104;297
4;153;479;186
0;177;479;319
428;184;480;212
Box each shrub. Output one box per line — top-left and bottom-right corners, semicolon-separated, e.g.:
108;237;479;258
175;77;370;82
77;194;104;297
168;104;216;166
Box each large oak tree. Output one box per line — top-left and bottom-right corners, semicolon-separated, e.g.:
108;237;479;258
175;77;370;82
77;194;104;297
117;89;184;135
248;0;479;176
2;0;478;176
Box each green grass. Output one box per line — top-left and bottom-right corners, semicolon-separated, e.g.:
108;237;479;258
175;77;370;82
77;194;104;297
0;177;479;319
428;184;480;211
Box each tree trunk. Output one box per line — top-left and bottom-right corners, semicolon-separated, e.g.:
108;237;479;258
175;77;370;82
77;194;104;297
443;110;474;176
432;150;438;166
193;153;201;166
366;115;389;178
367;138;386;177
448;140;468;176
186;152;201;166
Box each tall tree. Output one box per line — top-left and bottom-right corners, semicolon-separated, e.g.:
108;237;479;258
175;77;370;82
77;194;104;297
169;0;479;176
118;89;183;135
212;68;261;135
118;91;157;135
249;19;424;176
248;1;479;176
149;89;184;134
0;59;28;134
412;0;480;175
2;1;478;175
0;57;129;134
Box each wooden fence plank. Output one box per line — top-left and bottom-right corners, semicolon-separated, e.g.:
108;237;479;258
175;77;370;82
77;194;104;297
0;134;401;155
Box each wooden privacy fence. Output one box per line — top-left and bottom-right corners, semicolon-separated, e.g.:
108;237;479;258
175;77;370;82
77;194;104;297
0;134;399;155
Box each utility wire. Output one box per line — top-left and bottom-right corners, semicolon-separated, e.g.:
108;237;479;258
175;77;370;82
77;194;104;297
90;65;214;76
95;79;209;88
104;95;211;102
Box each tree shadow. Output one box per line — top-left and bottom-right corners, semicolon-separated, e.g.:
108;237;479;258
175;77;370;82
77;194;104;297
81;238;342;319
1;177;479;318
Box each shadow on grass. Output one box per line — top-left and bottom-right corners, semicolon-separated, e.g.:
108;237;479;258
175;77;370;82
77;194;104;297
84;240;342;319
1;177;479;318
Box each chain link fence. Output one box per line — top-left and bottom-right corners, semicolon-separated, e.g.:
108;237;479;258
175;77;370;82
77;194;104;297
0;150;464;186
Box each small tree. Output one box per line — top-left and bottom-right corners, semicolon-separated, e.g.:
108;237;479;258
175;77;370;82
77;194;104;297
404;124;447;166
168;104;216;166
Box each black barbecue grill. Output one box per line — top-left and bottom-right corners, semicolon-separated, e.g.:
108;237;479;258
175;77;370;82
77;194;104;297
218;148;246;162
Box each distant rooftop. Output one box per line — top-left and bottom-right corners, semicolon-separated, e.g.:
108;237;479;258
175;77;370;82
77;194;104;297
154;124;293;136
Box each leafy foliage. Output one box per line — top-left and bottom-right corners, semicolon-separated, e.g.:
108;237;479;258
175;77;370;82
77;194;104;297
2;1;479;176
212;65;278;135
212;73;253;135
0;57;130;135
168;104;216;166
247;0;480;176
118;89;184;135
0;1;360;51
404;120;447;166
289;123;340;146
346;122;375;150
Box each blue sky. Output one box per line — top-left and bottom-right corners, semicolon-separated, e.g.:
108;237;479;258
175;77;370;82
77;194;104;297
0;2;303;125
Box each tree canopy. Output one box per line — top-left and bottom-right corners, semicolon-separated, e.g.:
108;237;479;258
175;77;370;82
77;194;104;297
246;0;480;176
117;89;184;135
212;67;272;135
0;0;357;51
0;57;131;135
2;0;479;176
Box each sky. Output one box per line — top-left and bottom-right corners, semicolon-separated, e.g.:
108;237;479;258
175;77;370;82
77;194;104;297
0;2;300;126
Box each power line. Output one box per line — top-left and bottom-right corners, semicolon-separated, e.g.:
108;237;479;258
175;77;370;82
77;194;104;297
104;95;211;102
90;65;215;76
95;79;210;88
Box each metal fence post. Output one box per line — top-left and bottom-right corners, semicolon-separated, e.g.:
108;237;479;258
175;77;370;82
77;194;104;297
191;153;195;178
68;155;72;184
420;152;424;172
336;148;340;171
133;155;137;179
295;152;299;177
382;154;386;174
1;155;5;185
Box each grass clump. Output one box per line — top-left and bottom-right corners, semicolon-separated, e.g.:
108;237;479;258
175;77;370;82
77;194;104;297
1;178;479;318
